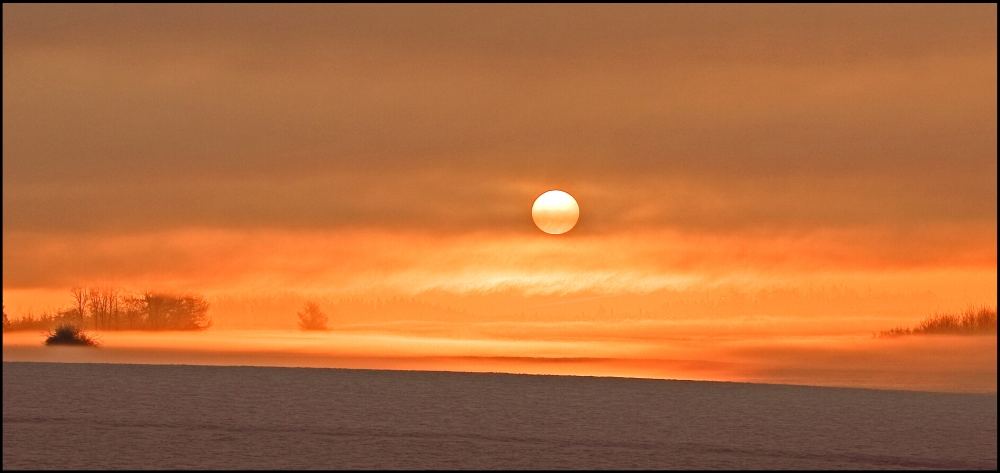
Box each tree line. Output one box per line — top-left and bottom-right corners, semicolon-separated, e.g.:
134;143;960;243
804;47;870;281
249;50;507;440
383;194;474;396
877;306;996;337
3;287;211;332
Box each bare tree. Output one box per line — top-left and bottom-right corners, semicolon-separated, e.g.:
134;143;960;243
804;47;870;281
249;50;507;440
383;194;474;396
86;288;121;330
297;302;329;331
71;287;88;323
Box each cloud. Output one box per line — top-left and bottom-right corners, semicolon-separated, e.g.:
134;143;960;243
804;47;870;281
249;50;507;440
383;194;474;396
3;4;996;237
3;226;994;293
2;5;995;330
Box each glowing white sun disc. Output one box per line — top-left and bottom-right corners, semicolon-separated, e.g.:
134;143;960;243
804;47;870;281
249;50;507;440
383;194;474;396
531;190;579;234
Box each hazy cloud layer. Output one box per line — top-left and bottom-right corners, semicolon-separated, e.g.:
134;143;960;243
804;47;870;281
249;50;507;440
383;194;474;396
4;4;996;236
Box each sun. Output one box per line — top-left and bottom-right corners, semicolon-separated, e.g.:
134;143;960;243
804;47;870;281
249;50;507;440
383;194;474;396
531;190;580;234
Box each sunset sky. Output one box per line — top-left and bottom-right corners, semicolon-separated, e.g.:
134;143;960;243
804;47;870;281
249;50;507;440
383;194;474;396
2;4;996;389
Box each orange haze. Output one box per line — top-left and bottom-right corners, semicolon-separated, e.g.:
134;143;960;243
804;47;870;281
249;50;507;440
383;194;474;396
3;4;996;392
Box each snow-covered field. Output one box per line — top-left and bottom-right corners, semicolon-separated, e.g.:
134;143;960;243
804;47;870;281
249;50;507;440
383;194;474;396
3;362;996;469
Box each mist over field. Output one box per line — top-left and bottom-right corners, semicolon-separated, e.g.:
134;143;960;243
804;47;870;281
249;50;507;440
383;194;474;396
4;325;995;393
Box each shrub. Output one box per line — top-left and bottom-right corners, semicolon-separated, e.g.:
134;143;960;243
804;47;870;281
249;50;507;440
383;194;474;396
45;324;99;347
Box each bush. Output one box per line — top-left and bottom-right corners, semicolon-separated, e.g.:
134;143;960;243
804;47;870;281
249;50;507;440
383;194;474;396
45;324;99;347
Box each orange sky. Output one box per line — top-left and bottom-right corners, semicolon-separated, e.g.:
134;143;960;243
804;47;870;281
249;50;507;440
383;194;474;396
2;5;997;388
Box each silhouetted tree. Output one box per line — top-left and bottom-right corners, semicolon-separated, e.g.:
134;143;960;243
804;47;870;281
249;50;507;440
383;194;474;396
143;292;211;330
70;287;88;324
88;288;101;327
297;302;329;331
120;295;146;330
